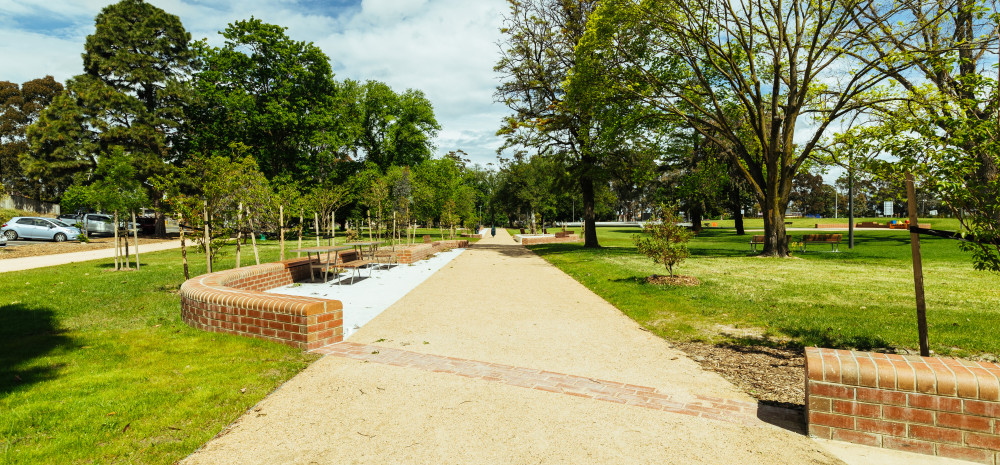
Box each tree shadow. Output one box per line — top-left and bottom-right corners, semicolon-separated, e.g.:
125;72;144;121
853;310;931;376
778;326;893;352
473;243;546;258
0;304;74;396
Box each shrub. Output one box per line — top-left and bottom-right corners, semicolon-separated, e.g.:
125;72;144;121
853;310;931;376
633;204;693;277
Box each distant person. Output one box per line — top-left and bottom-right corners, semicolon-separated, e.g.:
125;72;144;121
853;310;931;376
491;225;496;237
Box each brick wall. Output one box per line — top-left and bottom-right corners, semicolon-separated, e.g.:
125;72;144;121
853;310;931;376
806;347;1000;464
520;234;582;246
394;240;469;264
179;257;344;351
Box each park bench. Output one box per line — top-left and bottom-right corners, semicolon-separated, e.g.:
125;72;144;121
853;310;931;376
749;235;793;252
554;231;569;238
333;250;374;284
800;233;841;252
423;235;432;243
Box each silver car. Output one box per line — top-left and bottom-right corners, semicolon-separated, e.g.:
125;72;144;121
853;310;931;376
1;217;82;242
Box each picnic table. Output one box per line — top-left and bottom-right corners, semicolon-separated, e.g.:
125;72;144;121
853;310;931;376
292;245;353;283
342;241;384;279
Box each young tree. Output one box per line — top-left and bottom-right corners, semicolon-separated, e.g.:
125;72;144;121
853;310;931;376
90;149;148;270
633;204;693;277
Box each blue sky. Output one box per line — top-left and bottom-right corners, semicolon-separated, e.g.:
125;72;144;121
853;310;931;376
0;0;509;167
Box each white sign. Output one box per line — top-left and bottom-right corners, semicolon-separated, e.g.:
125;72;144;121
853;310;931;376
883;201;894;217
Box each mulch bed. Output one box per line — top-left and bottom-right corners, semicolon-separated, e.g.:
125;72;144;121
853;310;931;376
673;341;806;410
646;274;701;286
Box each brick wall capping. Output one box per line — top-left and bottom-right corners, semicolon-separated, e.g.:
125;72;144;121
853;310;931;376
807;347;1000;401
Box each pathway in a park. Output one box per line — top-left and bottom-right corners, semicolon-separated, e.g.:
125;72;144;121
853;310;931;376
0;240;182;273
181;230;954;465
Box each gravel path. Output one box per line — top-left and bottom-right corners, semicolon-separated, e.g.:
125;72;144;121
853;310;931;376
182;229;844;464
0;240;181;272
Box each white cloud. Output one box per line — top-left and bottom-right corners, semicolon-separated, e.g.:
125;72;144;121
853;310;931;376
0;0;509;167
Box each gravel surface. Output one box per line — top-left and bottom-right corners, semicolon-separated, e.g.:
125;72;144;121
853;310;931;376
182;229;843;465
0;236;175;259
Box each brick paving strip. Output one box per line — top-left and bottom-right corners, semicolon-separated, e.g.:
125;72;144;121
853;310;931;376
314;341;804;432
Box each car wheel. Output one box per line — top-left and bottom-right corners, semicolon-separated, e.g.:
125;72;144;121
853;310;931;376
54;233;67;242
3;230;17;240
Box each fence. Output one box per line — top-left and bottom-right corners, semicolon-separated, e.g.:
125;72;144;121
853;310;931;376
0;194;60;215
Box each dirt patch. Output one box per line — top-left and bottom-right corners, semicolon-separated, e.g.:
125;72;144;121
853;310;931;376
645;274;701;286
0;236;176;260
674;341;805;410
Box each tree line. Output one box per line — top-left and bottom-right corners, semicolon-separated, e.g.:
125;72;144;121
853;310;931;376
494;0;999;271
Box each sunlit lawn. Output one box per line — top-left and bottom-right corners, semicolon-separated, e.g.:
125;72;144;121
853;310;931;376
0;241;321;464
528;226;1000;357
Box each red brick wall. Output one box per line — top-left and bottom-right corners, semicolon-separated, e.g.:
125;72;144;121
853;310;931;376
180;257;344;351
806;347;1000;464
395;240;469;264
520;234;582;245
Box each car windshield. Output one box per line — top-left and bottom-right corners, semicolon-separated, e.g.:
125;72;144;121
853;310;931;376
50;219;71;227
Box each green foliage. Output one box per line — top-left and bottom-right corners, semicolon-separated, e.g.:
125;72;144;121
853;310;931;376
186;18;345;181
632;205;692;277
356;81;440;170
0;76;63;198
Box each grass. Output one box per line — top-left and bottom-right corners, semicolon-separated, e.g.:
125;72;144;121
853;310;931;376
1;230;477;464
527;226;1000;358
0;241;324;464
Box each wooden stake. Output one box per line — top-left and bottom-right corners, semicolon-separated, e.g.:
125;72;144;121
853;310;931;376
132;210;140;271
298;208;303;257
179;212;189;279
113;210;120;270
279;205;285;261
906;172;930;357
204;201;212;273
314;212;320;246
367;210;373;242
248;205;260;265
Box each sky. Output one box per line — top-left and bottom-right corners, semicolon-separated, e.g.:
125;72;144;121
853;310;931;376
0;0;511;168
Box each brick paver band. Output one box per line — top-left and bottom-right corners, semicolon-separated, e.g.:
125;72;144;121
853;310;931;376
314;342;802;432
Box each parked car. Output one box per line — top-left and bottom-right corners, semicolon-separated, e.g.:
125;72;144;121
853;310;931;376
1;217;82;242
0;231;6;247
57;213;116;236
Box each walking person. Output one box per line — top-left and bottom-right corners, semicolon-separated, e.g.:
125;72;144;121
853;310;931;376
491;225;496;238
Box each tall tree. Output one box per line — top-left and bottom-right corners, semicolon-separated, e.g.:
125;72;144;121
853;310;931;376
495;0;605;247
845;0;1000;270
354;81;440;170
186;18;347;181
580;0;910;255
25;0;192;222
0;76;63;198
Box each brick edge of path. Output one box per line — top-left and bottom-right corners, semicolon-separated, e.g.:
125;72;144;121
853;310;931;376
315;342;804;433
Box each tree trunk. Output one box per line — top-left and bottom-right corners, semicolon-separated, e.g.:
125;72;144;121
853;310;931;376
179;212;189;280
848;165;855;249
760;191;790;256
113;210;120;270
204;201;212;273
689;206;703;234
236;202;243;268
154;207;166;238
729;183;745;236
131;210;140;271
581;167;599;248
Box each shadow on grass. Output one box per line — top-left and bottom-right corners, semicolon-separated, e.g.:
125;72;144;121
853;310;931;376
779;327;893;351
0;304;74;395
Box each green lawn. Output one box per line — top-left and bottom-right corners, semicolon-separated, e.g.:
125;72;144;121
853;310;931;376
527;226;1000;357
0;241;322;464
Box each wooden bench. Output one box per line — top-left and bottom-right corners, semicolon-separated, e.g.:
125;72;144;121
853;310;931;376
749;235;793;252
800;233;841;252
333;250;374;284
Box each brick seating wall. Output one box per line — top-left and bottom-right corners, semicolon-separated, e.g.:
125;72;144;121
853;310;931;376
180;257;344;351
806;347;1000;464
521;234;582;246
395;239;469;264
